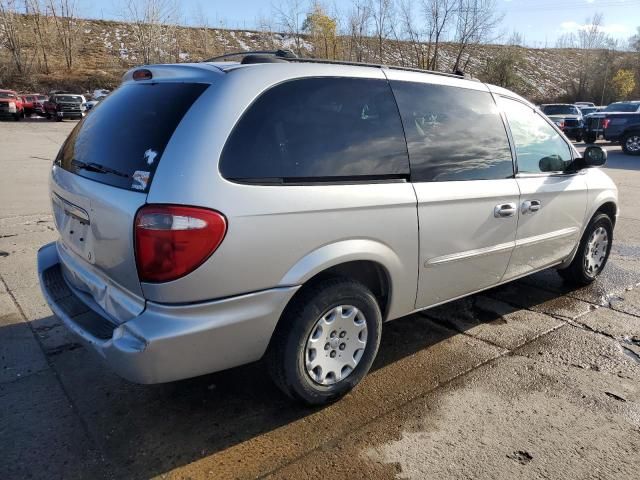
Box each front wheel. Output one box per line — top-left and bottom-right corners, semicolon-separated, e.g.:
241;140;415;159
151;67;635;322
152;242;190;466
558;213;613;285
267;277;382;405
621;133;640;156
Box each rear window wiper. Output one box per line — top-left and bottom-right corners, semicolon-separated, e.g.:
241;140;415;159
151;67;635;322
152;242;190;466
71;160;129;178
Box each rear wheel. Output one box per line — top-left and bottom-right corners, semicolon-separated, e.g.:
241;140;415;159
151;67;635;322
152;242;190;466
585;133;597;144
558;213;613;285
267;277;382;405
621;133;640;156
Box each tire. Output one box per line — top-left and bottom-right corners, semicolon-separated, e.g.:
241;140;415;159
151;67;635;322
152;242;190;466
621;133;640;156
267;277;382;405
13;112;21;121
574;135;583;143
584;133;597;144
558;213;613;285
55;116;63;122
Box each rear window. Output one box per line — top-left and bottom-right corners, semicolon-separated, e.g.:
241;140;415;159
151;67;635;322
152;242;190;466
56;82;207;191
220;77;409;182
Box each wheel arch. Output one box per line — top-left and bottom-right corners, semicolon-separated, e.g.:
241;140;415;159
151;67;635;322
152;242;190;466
558;198;618;269
278;239;409;321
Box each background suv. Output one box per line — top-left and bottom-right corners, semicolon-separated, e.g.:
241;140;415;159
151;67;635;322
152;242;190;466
38;58;617;405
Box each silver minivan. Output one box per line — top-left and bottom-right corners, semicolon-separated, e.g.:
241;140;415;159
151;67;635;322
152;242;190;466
38;55;618;405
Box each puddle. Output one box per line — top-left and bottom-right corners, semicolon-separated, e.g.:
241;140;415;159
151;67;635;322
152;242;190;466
611;243;640;258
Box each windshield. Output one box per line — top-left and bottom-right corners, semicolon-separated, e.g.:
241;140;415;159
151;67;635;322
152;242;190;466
37;95;47;101
542;105;580;115
55;95;82;103
0;92;16;99
604;103;639;112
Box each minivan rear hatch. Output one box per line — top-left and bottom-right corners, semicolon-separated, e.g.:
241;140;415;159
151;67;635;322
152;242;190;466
51;81;208;321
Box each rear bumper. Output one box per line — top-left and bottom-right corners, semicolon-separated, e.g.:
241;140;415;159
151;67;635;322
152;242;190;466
562;126;583;138
37;242;299;383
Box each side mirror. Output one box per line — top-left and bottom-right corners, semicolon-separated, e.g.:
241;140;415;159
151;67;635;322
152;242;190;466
582;145;607;167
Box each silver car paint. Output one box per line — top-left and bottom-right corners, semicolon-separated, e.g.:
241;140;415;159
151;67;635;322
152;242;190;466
38;61;618;384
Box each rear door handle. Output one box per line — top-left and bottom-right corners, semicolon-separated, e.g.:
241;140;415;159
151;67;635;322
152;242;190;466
522;200;542;214
494;203;517;218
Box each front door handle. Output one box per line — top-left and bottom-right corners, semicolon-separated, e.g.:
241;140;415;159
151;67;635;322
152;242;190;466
522;200;542;214
494;203;517;218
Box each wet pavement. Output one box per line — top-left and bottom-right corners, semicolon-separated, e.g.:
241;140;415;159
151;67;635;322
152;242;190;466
1;121;639;479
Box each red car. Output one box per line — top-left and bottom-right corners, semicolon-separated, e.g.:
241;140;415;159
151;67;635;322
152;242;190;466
0;89;24;121
21;93;46;116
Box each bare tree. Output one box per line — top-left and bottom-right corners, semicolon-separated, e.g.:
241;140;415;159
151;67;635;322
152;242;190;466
398;0;424;68
123;0;179;64
451;0;503;73
48;0;81;71
573;13;607;100
256;13;278;50
346;0;370;62
555;33;577;49
26;0;51;73
0;0;30;74
371;0;392;62
274;0;307;56
424;0;455;70
192;2;210;59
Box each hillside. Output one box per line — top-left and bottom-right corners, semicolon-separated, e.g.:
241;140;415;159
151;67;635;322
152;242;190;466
0;15;636;103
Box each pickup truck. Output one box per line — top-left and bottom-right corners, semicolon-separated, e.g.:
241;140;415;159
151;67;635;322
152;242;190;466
583;101;640;143
539;103;584;141
595;112;640;155
43;93;86;121
0;89;25;120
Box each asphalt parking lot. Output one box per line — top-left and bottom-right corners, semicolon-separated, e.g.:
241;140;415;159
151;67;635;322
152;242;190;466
1;118;640;480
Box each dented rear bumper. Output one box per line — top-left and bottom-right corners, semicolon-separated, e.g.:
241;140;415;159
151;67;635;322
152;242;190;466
37;242;299;383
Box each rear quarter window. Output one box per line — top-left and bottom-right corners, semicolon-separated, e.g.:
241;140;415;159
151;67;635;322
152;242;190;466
56;82;208;191
220;77;409;182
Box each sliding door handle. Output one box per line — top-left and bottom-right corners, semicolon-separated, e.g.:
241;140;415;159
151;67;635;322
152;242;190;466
494;203;517;218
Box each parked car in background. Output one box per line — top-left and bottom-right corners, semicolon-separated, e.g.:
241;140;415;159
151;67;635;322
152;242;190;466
593;112;640;155
43;93;87;121
32;94;48;116
83;89;110;112
38;58;617;405
21;95;36;115
540;103;584;141
583;101;640;143
575;101;596;108
0;89;24;120
577;106;598;117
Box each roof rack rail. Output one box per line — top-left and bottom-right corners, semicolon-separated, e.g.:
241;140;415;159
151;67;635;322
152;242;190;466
203;49;297;63
203;51;475;81
285;57;471;80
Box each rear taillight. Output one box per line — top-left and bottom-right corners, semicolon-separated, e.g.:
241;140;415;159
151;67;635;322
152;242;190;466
134;205;227;283
602;119;611;129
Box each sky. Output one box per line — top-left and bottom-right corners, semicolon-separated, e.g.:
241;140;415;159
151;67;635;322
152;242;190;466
83;0;640;48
